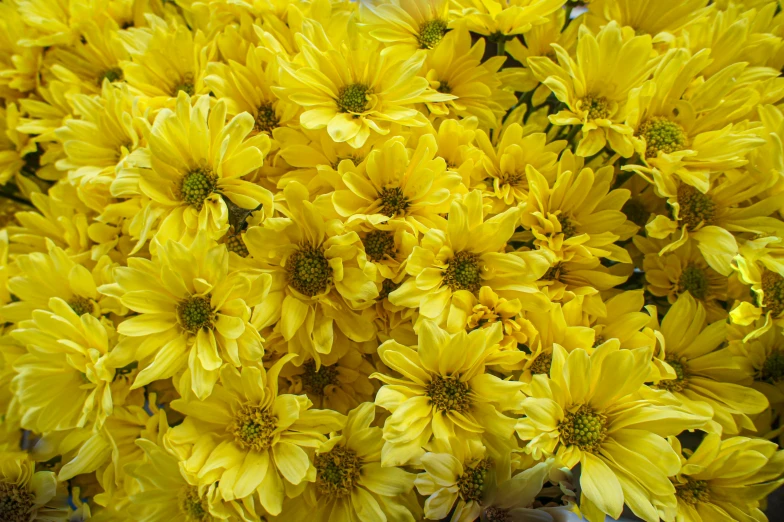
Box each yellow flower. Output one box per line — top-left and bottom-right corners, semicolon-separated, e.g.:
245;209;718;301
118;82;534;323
516;343;709;522
166;359;345;515
589;290;658;351
731;235;784;339
668;433;784;522
527;21;658;157
359;0;451;58
585;0;711;39
462;286;540;356
0;450;69;522
729;318;784;411
0;1;42;97
16;0;84;47
452;0;567;38
372;321;525;466
276;29;451;148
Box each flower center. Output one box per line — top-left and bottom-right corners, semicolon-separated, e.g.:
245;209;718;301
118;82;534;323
559;215;577;238
301;360;339;396
558;405;607;453
426;375;471;413
418;19;448;49
443;251;482;293
457;458;491;502
362;230;397;262
178;486;210;521
579;95;611;120
287;244;332;297
337;83;370;114
543;262;566;282
638;116;688;159
255;102;279;134
484;507;512;522
378;186;409;217
226;231;249;258
315;445;362;499
437;81;451;94
679;264;708;300
177;295;214;333
69;296;93;316
499;170;525;187
173;75;195;96
760;352;784;383
762;270;784;318
230;403;277;451
98;67;124;85
378;278;401;300
657;358;689;392
0;482;36;522
529;352;552;375
180;168;218;209
676;185;715;230
674;477;710;505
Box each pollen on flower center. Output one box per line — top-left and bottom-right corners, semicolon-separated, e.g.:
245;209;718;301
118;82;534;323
559;215;577;238
255;102;279;134
558;405;608;453
638;116;688;158
530;352;552;375
287;243;333;297
178;486;210;521
180;168;218;209
378;186;410;217
226;231;249;258
177;295;214;333
173;74;195;96
301;360;339;396
378;278;401;300
657;358;689;392
675;477;710;505
315;445;362;499
679;264;708;300
0;482;36;522
579;95;611;120
484;507;511;522
437;81;452;94
761;270;784;318
426;375;471;413
98;67;124;85
230;403;277;451
337;83;370;114
443;251;482;293
68;296;93;316
363;230;397;262
418;19;448;49
457;458;491;502
760;352;784;384
677;185;715;230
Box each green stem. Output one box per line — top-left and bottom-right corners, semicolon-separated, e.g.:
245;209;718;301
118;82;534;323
564;125;581;144
496;38;506;56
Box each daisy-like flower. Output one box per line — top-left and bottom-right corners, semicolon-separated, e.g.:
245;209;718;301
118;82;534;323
588;290;658;351
282;402;419;521
527;21;659;157
729;319;784;412
0;1;42;97
462;286;540;355
516;343;709;522
0;450;69;522
359;0;452;58
730;235;784;339
275;27;452;148
372;321;525;466
166;359;345;515
113;92;273;250
646;293;768;434
585;0;711;40
103;233;269;399
390;190;550;327
331;134;463;234
244;182;378;366
452;0;567;38
668;434;784;522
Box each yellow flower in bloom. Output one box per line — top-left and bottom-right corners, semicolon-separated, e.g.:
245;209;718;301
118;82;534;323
668;434;784;522
528;21;658;157
0;450;69;522
359;0;451;58
516;343;709;522
245;182;377;365
452;0;567;37
373;321;524;466
282;402;419;521
276;28;451;148
731;235;784;339
390;190;550;326
106;233;269;399
114;92;273;249
166;359;345;515
646;293;768;434
585;0;711;39
0;1;42;97
588;290;657;351
462;286;540;355
729;319;784;412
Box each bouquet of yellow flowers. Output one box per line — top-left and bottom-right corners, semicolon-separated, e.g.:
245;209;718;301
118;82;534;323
2;0;784;521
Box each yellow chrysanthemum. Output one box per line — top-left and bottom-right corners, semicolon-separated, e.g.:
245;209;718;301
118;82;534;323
585;0;711;40
731;235;784;339
0;450;69;522
729;318;784;412
452;0;567;38
359;0;451;58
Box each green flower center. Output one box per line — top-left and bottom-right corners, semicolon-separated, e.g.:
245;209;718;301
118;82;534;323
657;358;689;392
443;251;482;293
679;264;708;300
337;83;370;114
98;67;124;85
677;185;715;230
559;215;577;239
255;102;279;134
177;295;214;333
363;230;397;262
579;95;611;120
457;458;491;502
427;375;471;413
437;81;452;94
638;116;688;159
761;352;784;384
484;507;511;522
226;231;249;258
762;270;784;318
418;19;448;49
529;352;552;375
174;76;195;96
378;186;409;217
543;262;566;282
558;405;607;453
69;296;94;316
180;168;218;209
0;482;36;522
178;486;210;521
378;278;401;300
287;244;332;297
230;403;277;452
315;445;362;499
301;360;339;396
675;477;710;505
